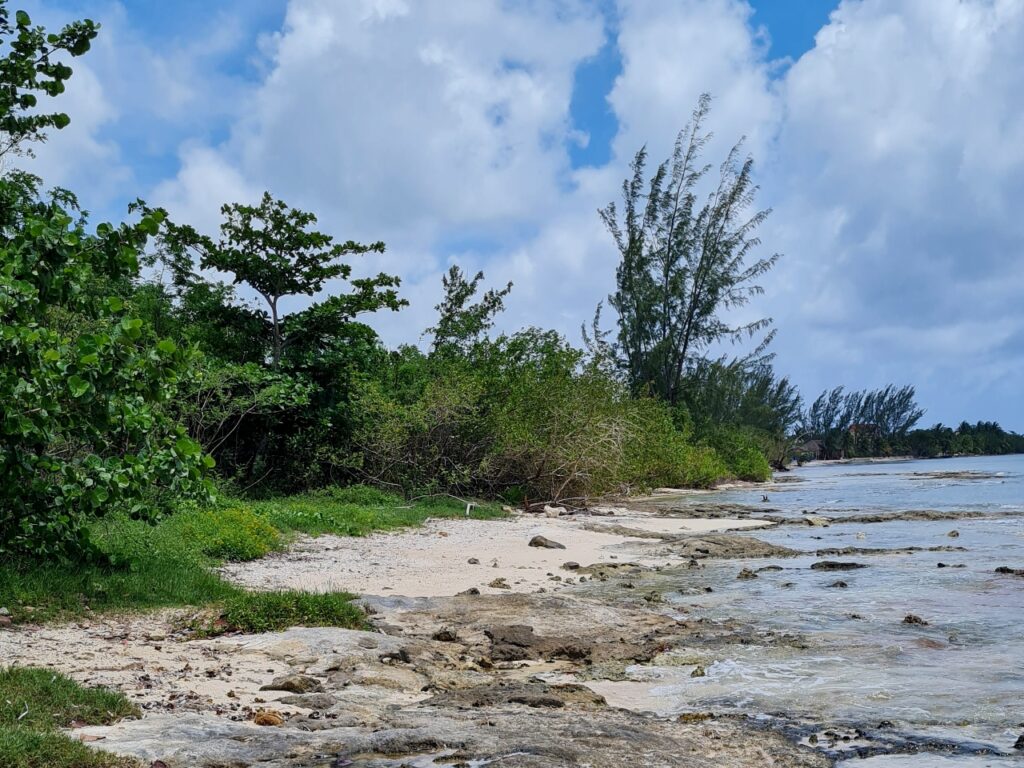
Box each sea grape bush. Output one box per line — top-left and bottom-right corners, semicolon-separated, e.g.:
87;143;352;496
0;178;212;559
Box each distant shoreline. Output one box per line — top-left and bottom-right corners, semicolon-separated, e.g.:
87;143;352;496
795;452;1023;468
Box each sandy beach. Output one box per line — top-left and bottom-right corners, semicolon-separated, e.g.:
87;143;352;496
219;507;770;597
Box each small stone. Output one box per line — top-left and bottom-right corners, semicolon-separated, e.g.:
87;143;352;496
562;561;580;570
947;530;960;538
253;709;284;726
458;587;481;596
467;558;480;565
690;665;706;678
543;505;567;518
432;627;459;642
488;578;511;590
828;580;849;588
0;616;12;627
260;675;323;694
528;535;566;550
903;614;929;626
736;568;758;580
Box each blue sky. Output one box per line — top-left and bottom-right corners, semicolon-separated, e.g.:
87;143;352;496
18;0;1024;431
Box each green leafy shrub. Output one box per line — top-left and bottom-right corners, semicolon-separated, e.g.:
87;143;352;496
0;177;212;560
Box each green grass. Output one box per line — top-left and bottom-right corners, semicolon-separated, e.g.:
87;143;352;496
250;486;504;537
0;668;140;768
193;590;367;636
0;485;503;626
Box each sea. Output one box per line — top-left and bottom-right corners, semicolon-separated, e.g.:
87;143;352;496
633;455;1024;766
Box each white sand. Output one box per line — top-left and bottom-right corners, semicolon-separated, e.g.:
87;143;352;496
220;510;769;598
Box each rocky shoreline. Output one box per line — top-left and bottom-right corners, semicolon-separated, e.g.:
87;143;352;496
2;493;1021;766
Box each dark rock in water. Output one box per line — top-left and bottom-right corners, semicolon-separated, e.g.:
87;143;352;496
424;679;605;710
828;580;848;588
947;529;960;538
811;561;868;571
737;568;758;580
995;566;1024;577
877;720;895;729
937;562;967;569
690;665;706;678
529;535;566;550
260;674;323;694
757;565;783;572
903;614;929;626
1014;733;1024;750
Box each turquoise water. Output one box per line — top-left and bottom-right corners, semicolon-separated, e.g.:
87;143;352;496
643;456;1024;763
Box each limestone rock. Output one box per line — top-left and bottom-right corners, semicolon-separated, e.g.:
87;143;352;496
259;674;323;694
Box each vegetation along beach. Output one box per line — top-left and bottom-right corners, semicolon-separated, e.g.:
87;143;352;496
2;2;1023;767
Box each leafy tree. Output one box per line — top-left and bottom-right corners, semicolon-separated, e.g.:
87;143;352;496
0;177;210;559
0;2;98;158
160;192;401;366
600;93;778;404
428;265;512;356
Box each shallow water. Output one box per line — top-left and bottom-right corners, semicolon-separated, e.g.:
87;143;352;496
636;456;1024;762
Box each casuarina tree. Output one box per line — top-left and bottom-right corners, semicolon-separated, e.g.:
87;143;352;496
600;93;778;405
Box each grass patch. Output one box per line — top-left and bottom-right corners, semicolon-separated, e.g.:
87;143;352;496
0;667;140;768
162;505;281;562
1;485;501;626
250;486;504;537
194;590;366;636
0;668;138;731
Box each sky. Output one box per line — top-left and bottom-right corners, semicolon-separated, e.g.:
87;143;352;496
15;0;1024;431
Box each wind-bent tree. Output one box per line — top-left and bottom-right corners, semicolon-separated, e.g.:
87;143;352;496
160;192;401;367
600;93;779;404
804;384;924;458
0;2;97;159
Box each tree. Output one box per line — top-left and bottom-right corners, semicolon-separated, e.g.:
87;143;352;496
428;265;512;356
0;2;98;159
600;94;778;404
161;192;400;366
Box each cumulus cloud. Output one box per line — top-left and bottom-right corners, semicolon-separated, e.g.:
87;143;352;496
763;0;1024;425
